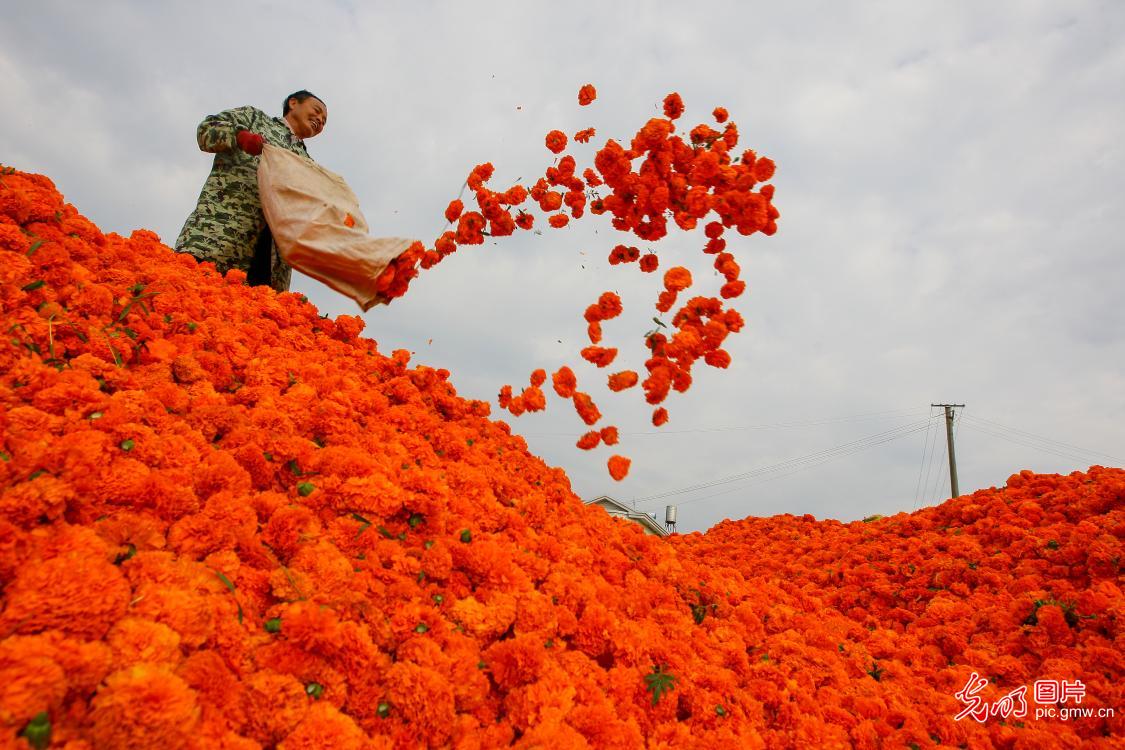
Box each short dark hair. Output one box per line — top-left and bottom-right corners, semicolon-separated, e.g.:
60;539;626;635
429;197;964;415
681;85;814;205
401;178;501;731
283;90;325;115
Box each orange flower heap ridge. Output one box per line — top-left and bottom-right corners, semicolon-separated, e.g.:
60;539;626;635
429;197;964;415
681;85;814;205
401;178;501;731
2;160;1119;748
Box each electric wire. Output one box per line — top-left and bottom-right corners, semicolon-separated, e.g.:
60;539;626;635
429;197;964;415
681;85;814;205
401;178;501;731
913;414;937;509
918;406;941;507
642;420;936;508
958;420;1110;466
523;407;930;439
960;414;1123;464
633;417;937;507
924;409;950;506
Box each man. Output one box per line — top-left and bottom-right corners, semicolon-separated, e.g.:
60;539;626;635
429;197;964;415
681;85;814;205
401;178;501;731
175;90;327;292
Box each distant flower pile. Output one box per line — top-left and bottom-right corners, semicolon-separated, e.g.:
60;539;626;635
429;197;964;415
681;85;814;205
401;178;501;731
375;85;779;480
672;466;1125;747
0;165;1120;748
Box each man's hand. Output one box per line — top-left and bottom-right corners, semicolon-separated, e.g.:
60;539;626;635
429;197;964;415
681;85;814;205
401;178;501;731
235;130;264;156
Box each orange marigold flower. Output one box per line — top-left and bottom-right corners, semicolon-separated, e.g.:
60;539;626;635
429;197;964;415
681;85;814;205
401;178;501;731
663;266;692;292
662;92;685;120
501;185;528;205
753;157;776;182
715;252;740;280
435;231;457;257
545;130;568;154
444;199;464;223
639;254;659;273
552;366;577;398
704;237;726;254
576;431;601;450
582;167;603;187
607;371;638;392
515;211;534;230
690;123;721;146
580;346;617;368
607;455;631;481
722;121;739;149
521;386;546;412
548;214;569;229
467;162;494;190
600;426;619;445
656;290;678;313
572;391;602;425
455;212;486;245
343;213;356;228
539;191;563;212
705;349;731;368
578;83;597;106
564;190;586;218
89;665;201;749
574;128;596;143
652;407;669;426
597;291;623;319
587;321;602;344
713;106;729;123
529;369;546;387
720;280;746;299
608;244;639;265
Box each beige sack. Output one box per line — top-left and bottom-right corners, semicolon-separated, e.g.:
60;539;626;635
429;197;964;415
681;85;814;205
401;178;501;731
257;143;415;311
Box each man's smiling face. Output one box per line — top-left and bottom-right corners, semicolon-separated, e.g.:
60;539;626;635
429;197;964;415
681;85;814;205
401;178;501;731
285;96;327;140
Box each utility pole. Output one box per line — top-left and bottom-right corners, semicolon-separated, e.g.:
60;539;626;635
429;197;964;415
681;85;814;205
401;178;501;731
931;404;964;497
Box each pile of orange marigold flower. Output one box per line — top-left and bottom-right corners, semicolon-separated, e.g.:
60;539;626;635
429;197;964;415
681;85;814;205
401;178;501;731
1;167;1122;749
381;87;780;481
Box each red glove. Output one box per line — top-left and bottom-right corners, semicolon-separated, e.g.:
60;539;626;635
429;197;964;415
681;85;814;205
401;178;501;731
235;130;264;156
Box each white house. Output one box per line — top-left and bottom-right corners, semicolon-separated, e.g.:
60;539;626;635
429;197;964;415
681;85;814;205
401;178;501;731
585;495;669;537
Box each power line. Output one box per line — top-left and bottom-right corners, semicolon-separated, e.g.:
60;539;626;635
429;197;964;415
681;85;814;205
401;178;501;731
646;421;936;509
926;429;948;506
633;418;937;507
958;419;1115;466
918;406;942;507
523;407;931;439
913;415;937;509
961;414;1123;464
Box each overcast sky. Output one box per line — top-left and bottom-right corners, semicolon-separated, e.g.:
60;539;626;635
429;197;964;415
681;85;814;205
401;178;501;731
4;1;1123;532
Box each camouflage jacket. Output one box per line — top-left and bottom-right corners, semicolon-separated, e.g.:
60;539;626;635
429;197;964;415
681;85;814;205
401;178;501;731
174;106;309;292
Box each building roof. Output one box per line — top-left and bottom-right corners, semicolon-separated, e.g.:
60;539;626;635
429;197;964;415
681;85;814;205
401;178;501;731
586;495;669;537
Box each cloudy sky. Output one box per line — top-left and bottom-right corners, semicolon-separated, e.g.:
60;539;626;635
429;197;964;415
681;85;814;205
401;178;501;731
4;1;1123;532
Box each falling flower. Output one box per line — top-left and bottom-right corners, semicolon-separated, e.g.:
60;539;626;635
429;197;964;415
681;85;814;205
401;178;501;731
545;130;568;154
662;92;685;119
552;366;577;398
607;455;632;481
576;431;601;450
607;371;638;392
